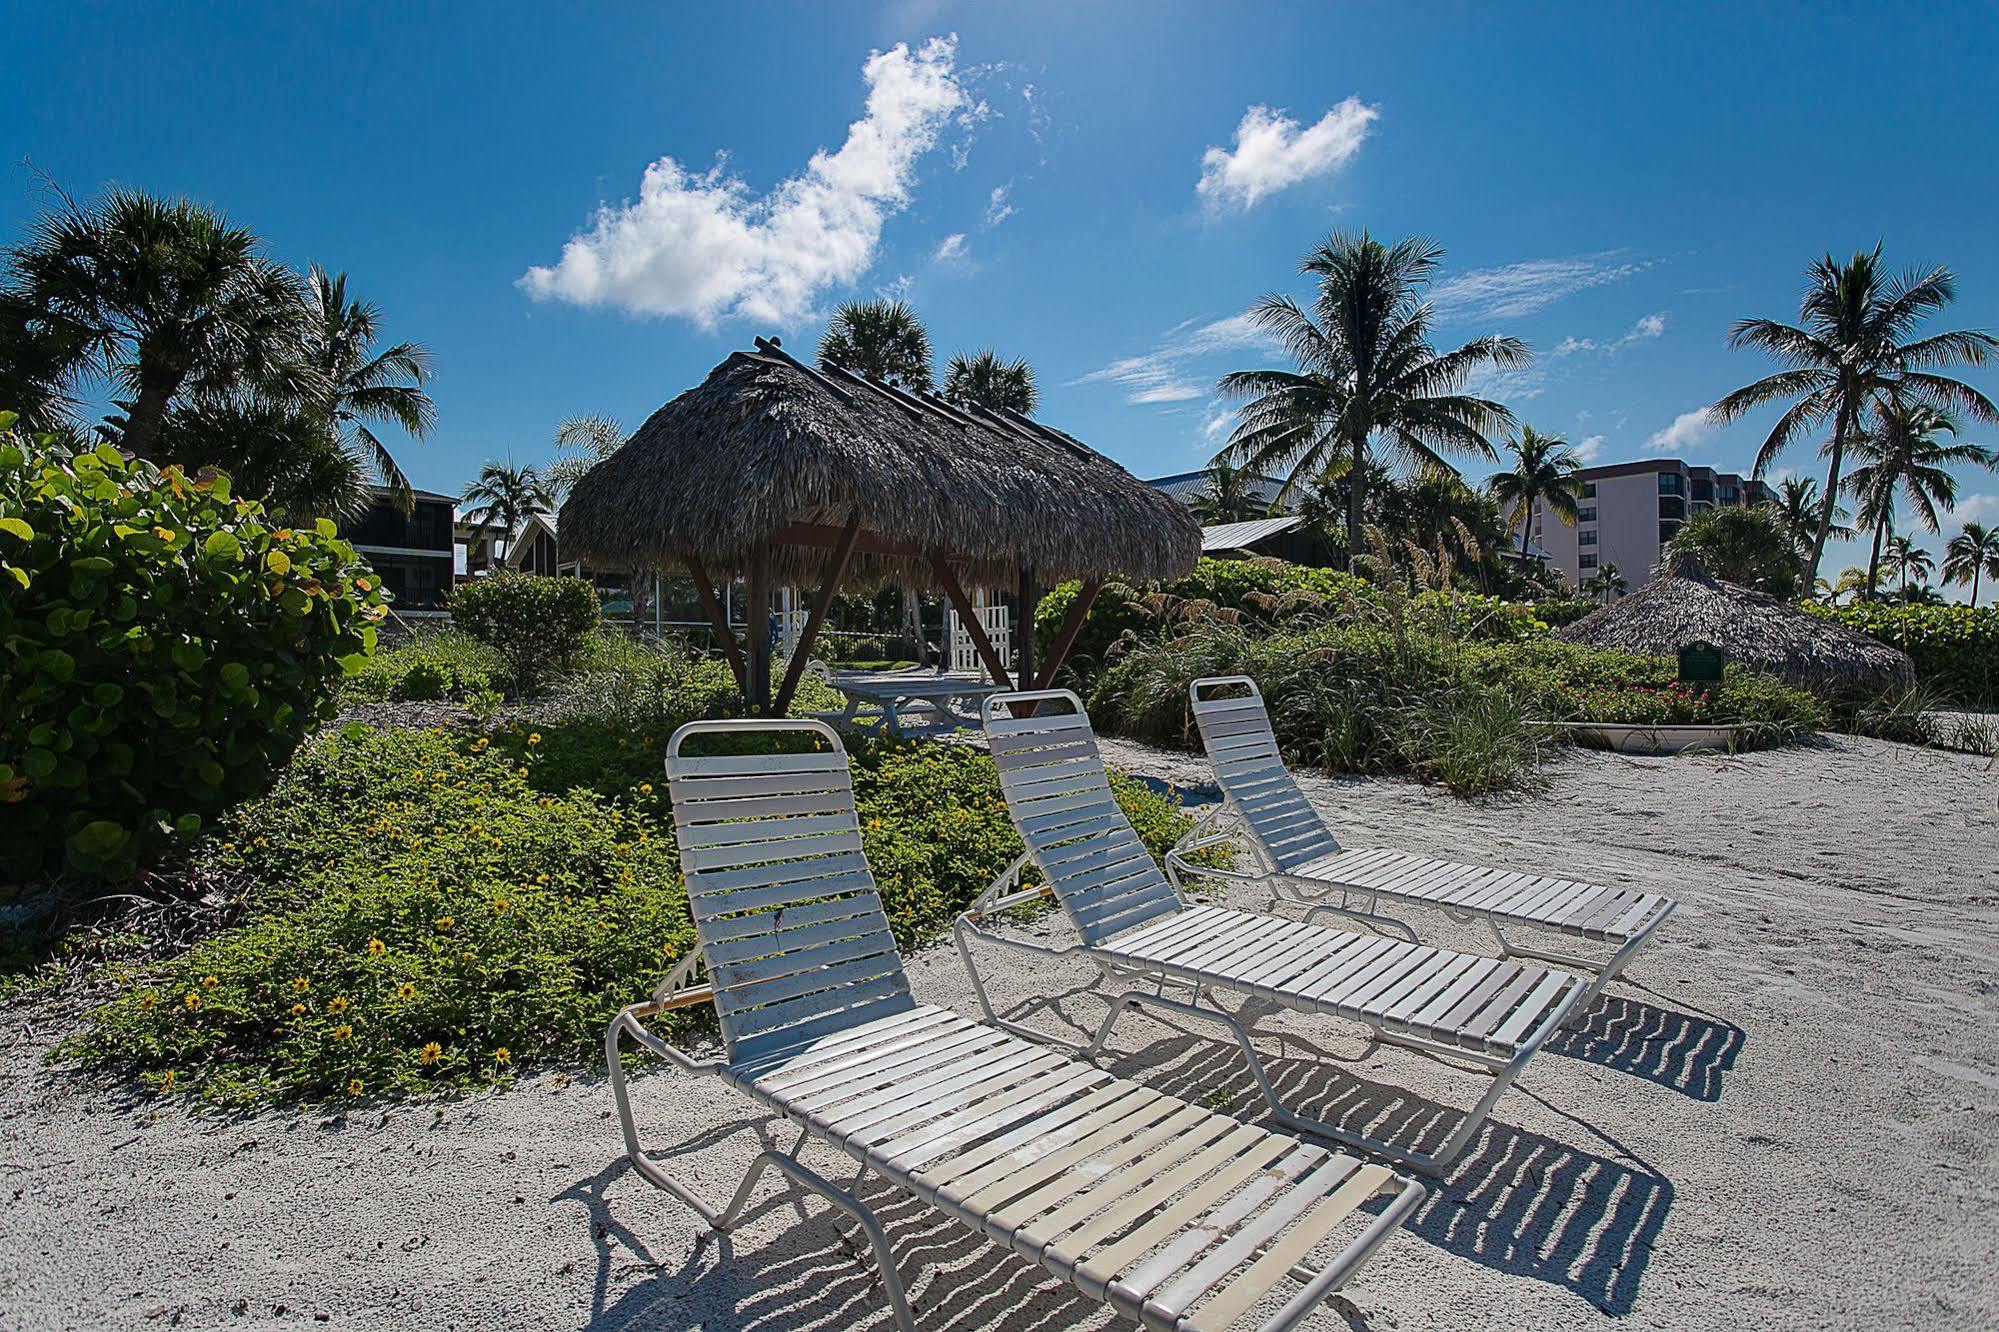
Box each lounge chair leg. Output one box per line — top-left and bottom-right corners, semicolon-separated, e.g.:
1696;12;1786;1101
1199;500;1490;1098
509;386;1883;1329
952;917;1096;1057
1299;900;1421;944
606;1008;734;1227
712;1148;919;1332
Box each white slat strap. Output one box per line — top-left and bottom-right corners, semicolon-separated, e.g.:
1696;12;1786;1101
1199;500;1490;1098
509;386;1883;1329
726;1006;1404;1332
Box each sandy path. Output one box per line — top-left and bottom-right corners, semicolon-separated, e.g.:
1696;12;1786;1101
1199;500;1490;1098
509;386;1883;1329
4;734;1996;1332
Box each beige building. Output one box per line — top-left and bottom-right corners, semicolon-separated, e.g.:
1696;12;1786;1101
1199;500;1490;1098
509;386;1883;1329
1532;459;1772;594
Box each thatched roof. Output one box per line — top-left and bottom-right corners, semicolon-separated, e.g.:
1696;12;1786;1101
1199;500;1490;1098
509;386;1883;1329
558;340;1200;590
1557;551;1914;695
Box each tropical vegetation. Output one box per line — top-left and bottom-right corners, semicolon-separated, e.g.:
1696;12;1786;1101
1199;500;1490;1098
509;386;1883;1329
1712;244;1998;584
1943;522;1999;606
1214;230;1527;567
1843;397;1994;598
0;185;433;521
1662;504;1806;597
941;348;1038;414
1;418;386;879
816;298;934;390
1488;426;1584;557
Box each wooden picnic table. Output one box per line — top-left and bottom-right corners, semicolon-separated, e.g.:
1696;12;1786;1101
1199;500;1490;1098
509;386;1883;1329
813;668;1007;738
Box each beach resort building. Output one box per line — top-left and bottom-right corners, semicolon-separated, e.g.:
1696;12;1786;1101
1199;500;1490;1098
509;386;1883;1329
336;485;458;615
1531;459;1773;593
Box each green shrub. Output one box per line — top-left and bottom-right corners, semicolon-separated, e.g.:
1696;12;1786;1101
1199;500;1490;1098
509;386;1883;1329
340;629;502;705
68;717;1202;1105
1803;601;1999;705
0;419;385;880
1089;622;1823;793
449;572;599;694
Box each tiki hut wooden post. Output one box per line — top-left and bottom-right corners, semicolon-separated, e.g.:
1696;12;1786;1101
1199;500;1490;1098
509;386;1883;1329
556;337;1200;717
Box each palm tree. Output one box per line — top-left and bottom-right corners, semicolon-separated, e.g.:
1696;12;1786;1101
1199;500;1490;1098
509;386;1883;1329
1216;230;1527;569
1663;504;1805;597
1585;562;1628;603
1710;245;1999;586
1487;426;1584;558
1773;476;1852;556
816;299;933;390
460;461;552;569
3;187;310;459
941;349;1037;414
1829;566;1871;603
546;413;628;502
1844;398;1996;598
1881;534;1935;600
1943;522;1999;606
300;265;434;513
1189;461;1263;524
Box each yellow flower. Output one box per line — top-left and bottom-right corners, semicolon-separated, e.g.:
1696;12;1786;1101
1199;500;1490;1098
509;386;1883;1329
327;996;349;1015
202;975;219;988
366;938;385;956
289;1003;306;1017
158;1070;176;1091
333;1024;353;1041
435;916;454;931
292;976;310;992
492;898;509;913
419;1042;442;1066
527;733;541;745
138;993;157;1010
395;981;417;1001
220;842;236;853
347;1078;364;1095
493;1047;511;1067
182;992;201;1012
534;874;547;884
638;783;653;795
518;768;529;778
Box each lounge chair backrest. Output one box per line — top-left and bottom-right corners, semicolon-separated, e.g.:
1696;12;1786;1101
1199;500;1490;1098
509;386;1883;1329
1190;677;1343;871
665;719;914;1063
982;691;1184;945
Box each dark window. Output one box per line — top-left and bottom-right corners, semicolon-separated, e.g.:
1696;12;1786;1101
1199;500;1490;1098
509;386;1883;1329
342;497;454;552
1659;520;1682;545
1581;482;1597;499
1578;529;1597;546
1580;554;1598;569
1578;505;1597;522
360;552;453;610
1658;472;1684;495
1659;495;1686;521
1690;477;1714;503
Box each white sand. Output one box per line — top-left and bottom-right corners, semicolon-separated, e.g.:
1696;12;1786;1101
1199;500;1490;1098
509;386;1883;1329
4;734;1997;1331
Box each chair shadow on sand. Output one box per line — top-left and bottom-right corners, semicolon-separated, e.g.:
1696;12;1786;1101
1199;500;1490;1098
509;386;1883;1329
574;984;1676;1330
1545;993;1745;1102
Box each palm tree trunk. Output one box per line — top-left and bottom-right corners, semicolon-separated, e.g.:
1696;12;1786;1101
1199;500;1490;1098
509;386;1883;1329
1344;436;1365;571
901;585;926;665
122;367;181;461
1972;566;1981;607
1865;516;1887;602
1806;398;1854;587
1519;500;1534;559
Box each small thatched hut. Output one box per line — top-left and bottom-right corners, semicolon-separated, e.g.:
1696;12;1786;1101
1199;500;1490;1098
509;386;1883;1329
1557;551;1914;696
560;337;1200;710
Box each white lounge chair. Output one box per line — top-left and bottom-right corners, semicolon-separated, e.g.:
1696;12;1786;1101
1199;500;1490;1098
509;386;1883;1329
960;691;1589;1175
1172;676;1676;1017
607;718;1425;1332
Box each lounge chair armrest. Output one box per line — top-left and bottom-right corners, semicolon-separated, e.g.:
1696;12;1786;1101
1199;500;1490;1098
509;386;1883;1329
612;995;726;1076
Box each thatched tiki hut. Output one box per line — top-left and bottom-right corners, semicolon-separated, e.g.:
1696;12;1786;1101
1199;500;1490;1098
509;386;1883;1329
1558;551;1914;696
559;337;1201;712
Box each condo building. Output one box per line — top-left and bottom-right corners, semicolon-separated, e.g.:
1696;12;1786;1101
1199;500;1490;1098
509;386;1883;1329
1531;459;1772;593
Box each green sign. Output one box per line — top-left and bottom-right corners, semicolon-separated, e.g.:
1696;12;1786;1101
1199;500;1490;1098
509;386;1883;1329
1677;640;1725;684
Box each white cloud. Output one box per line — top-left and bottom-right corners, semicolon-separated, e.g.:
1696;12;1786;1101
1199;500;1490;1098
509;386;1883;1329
1647;406;1715;452
932;232;967;262
1196;97;1380;212
1432;254;1655;321
1200;400;1237;443
1953;492;1999;523
1070;310;1279;405
984;183;1014;228
1575;434;1607;464
1462;362;1548;403
519;37;971;327
1553;311;1666;357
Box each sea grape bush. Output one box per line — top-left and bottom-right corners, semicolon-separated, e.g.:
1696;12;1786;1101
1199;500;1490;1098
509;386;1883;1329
449;571;599;694
0;416;385;879
1803;601;1998;705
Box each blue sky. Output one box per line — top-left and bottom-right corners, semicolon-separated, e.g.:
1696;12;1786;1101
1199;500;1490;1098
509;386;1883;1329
11;1;1999;586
